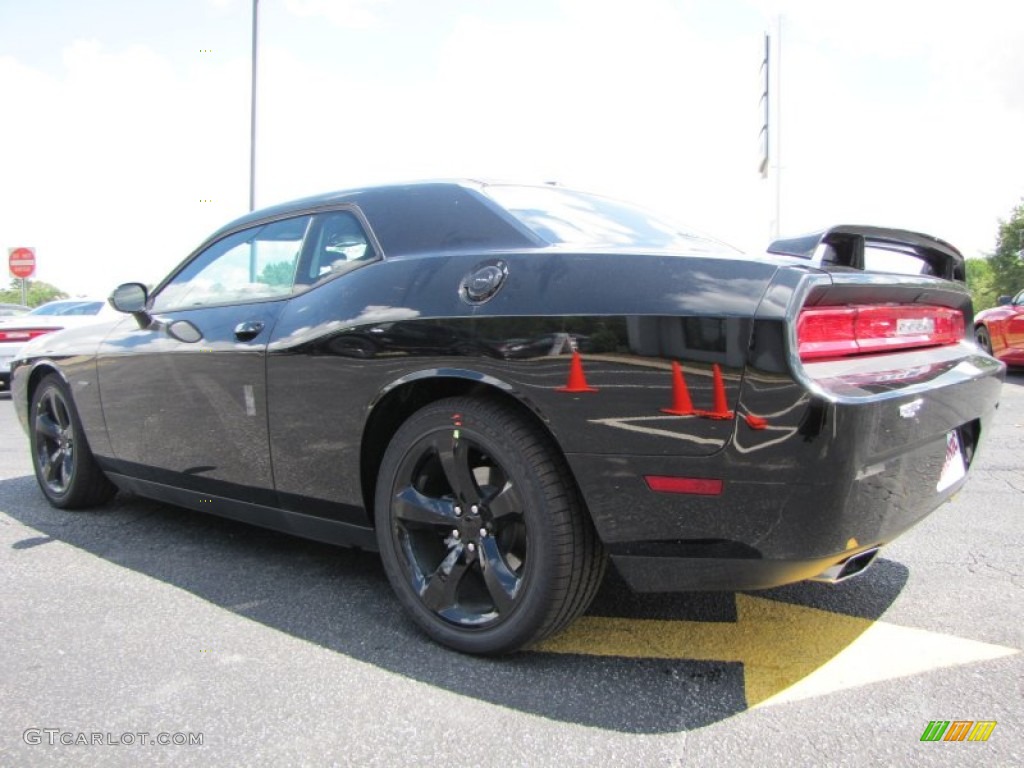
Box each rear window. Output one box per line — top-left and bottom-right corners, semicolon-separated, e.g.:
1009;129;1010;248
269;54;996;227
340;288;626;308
863;246;939;277
482;184;735;253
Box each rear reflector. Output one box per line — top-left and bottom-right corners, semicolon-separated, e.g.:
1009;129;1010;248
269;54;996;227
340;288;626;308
645;476;723;496
797;305;964;361
0;328;61;342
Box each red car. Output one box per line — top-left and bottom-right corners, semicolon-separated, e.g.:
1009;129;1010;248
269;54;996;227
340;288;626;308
975;289;1024;367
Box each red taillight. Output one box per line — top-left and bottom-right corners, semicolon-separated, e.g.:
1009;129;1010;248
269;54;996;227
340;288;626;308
797;305;964;361
0;328;61;342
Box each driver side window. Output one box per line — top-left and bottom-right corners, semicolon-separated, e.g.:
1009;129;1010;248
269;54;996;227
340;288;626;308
153;216;312;312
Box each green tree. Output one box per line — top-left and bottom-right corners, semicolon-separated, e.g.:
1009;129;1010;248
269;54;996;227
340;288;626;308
0;279;69;307
984;200;1024;307
257;260;295;287
965;257;998;311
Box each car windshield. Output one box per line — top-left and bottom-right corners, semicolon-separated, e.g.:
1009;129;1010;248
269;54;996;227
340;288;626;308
29;301;103;316
482;184;739;254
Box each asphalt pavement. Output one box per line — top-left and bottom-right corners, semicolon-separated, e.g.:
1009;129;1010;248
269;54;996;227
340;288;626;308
1;373;1022;767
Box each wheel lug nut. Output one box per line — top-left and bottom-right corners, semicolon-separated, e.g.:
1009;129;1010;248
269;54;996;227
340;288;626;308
454;506;462;517
452;530;460;539
467;542;476;553
480;528;487;538
470;505;479;515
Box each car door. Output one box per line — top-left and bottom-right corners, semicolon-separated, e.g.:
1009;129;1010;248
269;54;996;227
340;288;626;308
1006;289;1024;352
97;215;313;504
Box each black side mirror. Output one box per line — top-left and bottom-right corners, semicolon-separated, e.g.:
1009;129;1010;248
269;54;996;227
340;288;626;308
109;283;151;328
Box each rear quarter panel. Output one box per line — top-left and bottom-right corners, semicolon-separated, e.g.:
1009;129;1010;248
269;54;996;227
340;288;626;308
265;249;780;514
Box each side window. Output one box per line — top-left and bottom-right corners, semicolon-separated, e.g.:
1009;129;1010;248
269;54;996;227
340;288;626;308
297;210;376;286
153;216;312;312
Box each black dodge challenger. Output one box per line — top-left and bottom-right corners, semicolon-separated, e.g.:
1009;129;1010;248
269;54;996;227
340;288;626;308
11;181;1005;654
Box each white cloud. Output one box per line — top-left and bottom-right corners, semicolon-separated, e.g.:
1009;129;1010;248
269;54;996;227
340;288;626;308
748;0;1024;254
283;0;387;29
2;0;1022;302
0;41;251;296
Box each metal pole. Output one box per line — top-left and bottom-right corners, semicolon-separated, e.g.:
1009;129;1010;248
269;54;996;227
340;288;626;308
249;0;259;212
773;15;783;239
21;278;27;306
759;34;769;180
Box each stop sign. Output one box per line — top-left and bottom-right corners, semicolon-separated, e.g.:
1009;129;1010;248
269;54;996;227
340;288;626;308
8;247;36;279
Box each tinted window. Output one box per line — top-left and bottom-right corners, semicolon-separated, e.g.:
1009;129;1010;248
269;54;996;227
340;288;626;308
298;210;376;285
154;216;311;311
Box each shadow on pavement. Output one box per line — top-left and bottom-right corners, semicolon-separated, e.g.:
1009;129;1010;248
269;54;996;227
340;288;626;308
1001;369;1024;387
1;475;908;733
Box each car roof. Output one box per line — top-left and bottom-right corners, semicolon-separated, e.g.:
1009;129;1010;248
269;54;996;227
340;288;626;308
199;180;738;260
214;180;488;232
204;180;540;259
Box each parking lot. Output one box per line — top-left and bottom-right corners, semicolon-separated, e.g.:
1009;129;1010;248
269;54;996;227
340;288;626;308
1;373;1021;767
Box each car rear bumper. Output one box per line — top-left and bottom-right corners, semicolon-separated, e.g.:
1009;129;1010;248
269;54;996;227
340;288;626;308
609;546;881;593
566;347;1004;593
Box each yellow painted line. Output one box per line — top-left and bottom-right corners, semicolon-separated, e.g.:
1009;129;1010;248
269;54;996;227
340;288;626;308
535;594;1019;707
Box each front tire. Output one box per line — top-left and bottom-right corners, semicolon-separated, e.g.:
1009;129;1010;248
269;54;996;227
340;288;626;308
29;374;116;509
374;396;605;654
975;325;993;355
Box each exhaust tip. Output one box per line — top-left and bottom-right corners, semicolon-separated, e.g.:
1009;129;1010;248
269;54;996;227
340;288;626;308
811;547;881;584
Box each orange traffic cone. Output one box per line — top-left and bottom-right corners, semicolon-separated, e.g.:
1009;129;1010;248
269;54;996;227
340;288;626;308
661;361;695;415
701;364;734;420
744;413;768;430
556;351;598;393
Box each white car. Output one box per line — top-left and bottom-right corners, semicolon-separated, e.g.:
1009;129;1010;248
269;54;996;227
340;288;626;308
0;299;116;388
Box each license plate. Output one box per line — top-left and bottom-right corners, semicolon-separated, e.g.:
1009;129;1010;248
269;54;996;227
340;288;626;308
936;430;966;492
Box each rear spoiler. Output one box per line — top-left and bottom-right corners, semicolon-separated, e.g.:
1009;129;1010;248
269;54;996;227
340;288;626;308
767;225;966;283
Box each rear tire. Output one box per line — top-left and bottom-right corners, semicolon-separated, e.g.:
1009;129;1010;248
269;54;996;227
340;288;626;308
29;374;116;509
374;396;606;654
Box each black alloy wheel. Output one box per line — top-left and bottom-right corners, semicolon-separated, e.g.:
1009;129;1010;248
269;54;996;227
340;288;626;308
975;325;993;356
30;374;116;509
375;396;605;655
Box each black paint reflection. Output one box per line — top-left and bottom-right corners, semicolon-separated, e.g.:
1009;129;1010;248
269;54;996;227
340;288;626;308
312;315;745;367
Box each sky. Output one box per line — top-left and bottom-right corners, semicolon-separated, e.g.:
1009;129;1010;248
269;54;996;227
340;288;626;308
1;0;1022;297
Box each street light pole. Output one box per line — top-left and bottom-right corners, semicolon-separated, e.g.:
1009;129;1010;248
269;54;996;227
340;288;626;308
759;16;783;241
249;0;259;212
773;15;782;240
